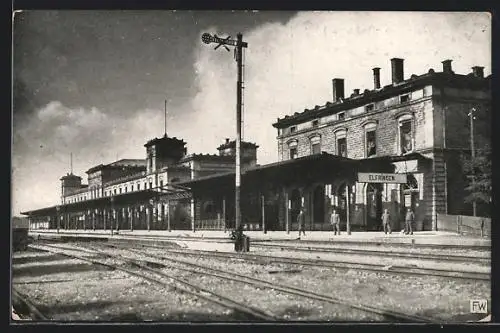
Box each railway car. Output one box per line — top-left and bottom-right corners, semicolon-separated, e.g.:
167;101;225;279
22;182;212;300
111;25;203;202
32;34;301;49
12;217;30;251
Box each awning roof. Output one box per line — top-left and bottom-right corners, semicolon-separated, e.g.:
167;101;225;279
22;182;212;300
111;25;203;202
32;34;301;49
180;152;395;191
22;152;422;217
20;188;190;216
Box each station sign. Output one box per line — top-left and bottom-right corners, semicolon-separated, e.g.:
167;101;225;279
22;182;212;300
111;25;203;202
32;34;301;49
358;172;407;184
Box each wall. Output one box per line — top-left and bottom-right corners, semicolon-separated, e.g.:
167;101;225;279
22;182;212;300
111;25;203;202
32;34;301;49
436;213;491;237
277;90;435;161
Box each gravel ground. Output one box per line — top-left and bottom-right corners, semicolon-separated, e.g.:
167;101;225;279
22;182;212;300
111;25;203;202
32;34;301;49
251;249;490;273
12;249;249;321
13;243;490;322
252;241;490;258
114;244;490;323
94;245;385;321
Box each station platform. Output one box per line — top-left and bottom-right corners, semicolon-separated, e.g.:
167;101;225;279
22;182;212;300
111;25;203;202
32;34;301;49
29;229;491;248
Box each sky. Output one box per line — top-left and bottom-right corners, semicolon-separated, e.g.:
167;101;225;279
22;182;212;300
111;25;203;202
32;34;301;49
12;11;491;216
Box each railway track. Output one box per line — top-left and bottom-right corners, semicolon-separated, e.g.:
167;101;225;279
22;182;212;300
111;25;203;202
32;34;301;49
34;238;490;281
110;242;490;281
28;243;276;321
32;231;490;251
12;288;49;320
45;242;439;323
251;243;491;264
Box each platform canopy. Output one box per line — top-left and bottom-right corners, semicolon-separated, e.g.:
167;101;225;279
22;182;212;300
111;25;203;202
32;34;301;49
179;152;396;193
22;152;423;217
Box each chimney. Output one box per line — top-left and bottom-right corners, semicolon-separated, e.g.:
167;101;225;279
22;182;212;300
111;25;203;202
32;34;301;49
442;59;453;74
390;58;404;84
332;78;345;102
472;66;484;78
372;67;381;89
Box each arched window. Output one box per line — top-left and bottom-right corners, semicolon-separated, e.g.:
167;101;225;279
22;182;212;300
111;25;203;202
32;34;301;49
334;128;348;157
397;113;415;154
288;140;298;159
309;135;321;155
363;121;378;158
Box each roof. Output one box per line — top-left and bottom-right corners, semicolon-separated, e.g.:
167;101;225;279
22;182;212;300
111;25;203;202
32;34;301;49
178;152;430;190
60;173;82;181
179;152;384;189
144;135;186;148
21;189;162;216
86;159;146;174
104;171;146;186
273;71;491;128
108;159;146;168
217;140;259;151
179;154;236;163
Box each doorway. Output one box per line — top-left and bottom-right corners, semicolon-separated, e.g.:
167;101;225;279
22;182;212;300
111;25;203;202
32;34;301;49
366;183;383;231
290;188;302;228
312;185;325;229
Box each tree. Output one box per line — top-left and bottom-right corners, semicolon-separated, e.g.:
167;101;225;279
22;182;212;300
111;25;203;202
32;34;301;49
463;143;491;216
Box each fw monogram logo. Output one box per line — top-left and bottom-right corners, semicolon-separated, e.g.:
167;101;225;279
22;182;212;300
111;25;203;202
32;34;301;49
470;300;488;313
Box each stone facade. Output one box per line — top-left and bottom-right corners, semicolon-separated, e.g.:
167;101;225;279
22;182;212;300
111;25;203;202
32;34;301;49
273;59;491;230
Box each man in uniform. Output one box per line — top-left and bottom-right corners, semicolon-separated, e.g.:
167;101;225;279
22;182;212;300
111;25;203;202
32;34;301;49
297;208;305;239
330;209;341;235
405;208;414;235
382;208;392;234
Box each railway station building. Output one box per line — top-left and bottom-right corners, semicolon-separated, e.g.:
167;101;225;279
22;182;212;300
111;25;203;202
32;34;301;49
22;58;491;233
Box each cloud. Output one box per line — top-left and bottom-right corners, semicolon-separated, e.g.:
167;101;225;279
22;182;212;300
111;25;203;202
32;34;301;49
12;11;491;216
12;101;171;215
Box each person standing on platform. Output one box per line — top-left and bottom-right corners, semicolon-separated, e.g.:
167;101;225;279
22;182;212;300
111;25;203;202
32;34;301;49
331;209;341;235
297;208;306;239
405;208;414;235
382;208;392;234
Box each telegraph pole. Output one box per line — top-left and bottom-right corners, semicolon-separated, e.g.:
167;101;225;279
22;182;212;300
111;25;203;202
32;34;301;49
164;99;168;137
235;33;244;235
201;32;248;248
468;108;477;216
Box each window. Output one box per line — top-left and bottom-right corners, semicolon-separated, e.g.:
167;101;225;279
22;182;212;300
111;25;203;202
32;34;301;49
160;180;163;190
335;129;347;157
366;129;377;157
125;187;128;193
138;184;141;191
365;104;374;112
288;140;298;159
114;189;117;195
399;118;413;154
310;136;321;155
312;120;319;128
290;126;297;134
149;182;153;189
337;112;345;121
337;138;347;157
400;94;410;103
119;188;122;194
131;185;134;191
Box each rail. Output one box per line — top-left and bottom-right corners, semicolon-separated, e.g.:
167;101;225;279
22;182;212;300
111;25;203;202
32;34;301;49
97;242;438;323
29;243;276;321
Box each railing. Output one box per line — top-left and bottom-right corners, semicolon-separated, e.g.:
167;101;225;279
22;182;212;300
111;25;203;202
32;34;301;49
195;219;225;230
437;213;490;237
194;219;262;231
